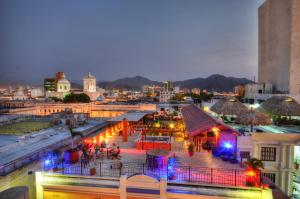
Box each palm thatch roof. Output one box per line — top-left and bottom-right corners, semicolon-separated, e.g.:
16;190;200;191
235;110;272;126
258;96;300;116
210;97;248;116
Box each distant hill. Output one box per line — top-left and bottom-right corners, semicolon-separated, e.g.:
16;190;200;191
98;76;162;90
174;74;253;92
98;74;252;92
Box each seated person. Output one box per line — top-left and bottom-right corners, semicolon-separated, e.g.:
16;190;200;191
112;146;120;158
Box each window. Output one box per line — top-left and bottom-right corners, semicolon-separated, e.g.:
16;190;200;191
262;172;276;183
260;147;276;161
240;151;250;159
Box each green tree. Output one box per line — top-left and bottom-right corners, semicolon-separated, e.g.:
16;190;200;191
63;93;90;103
244;157;264;170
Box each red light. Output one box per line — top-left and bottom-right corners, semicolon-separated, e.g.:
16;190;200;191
246;170;256;177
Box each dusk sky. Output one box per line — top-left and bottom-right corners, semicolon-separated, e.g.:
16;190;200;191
0;0;264;84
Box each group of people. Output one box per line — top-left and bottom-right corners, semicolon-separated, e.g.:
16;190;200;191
107;143;121;159
80;141;121;166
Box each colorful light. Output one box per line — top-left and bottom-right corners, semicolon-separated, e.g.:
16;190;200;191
223;142;233;149
155;122;160;128
45;159;51;165
169;123;175;129
246;170;256;177
167;157;176;180
203;106;209;112
212;127;219;133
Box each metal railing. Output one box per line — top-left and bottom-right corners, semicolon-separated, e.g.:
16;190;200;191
46;161;248;187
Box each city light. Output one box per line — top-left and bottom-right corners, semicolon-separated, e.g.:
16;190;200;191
169;123;175;129
155;122;160;128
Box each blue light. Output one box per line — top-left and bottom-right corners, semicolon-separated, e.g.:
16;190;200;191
167;157;176;180
45;159;51;165
223;142;233;149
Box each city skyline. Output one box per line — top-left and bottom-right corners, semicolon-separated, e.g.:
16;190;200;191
0;0;264;84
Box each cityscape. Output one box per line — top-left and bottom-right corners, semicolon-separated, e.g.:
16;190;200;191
0;0;300;199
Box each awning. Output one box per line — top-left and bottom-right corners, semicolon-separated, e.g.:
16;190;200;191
108;111;152;122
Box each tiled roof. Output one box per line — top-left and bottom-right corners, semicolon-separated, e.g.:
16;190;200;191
181;104;237;136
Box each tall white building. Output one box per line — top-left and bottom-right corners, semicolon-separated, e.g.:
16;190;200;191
83;72;97;92
83;72;103;101
258;0;300;102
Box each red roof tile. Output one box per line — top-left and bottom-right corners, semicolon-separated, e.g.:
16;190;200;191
181;104;238;137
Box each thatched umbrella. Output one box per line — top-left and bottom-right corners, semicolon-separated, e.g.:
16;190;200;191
258;96;300;116
210;97;248;116
235;110;272;132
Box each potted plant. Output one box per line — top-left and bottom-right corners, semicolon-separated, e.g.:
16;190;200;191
188;143;194;157
244;157;264;187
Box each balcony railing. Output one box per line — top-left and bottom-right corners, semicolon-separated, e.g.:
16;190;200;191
45;161;249;187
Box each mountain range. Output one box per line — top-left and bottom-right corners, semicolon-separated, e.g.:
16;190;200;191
97;74;252;92
0;74;253;92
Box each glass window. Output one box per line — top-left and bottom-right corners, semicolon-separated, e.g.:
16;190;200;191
262;172;276;183
261;147;276;161
240;151;250;159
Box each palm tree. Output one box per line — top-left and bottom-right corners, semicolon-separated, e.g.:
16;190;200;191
244;157;264;187
244;157;264;170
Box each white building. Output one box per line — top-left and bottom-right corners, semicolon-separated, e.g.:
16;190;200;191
83;72;96;93
237;133;300;196
83;73;105;101
159;91;174;103
56;74;71;93
244;83;274;103
174;86;180;94
29;87;44;98
258;0;300;103
13;87;28;100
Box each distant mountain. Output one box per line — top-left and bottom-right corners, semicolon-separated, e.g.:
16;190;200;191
174;74;253;92
97;74;252;92
98;76;162;90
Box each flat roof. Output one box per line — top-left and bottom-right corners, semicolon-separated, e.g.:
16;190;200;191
251;132;300;143
108;111;152;122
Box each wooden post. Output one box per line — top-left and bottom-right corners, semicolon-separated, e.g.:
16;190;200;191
122;118;128;142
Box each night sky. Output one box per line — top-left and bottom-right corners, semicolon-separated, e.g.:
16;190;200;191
0;0;264;84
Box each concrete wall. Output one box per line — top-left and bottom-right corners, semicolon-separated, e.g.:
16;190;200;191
258;0;292;93
35;173;272;199
258;0;300;101
290;0;300;102
0;162;42;199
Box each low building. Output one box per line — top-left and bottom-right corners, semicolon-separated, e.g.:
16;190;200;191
28;87;44;98
173;86;180;94
159;91;175;103
244;83;274;104
13;87;28;100
191;88;201;95
237;133;300;196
